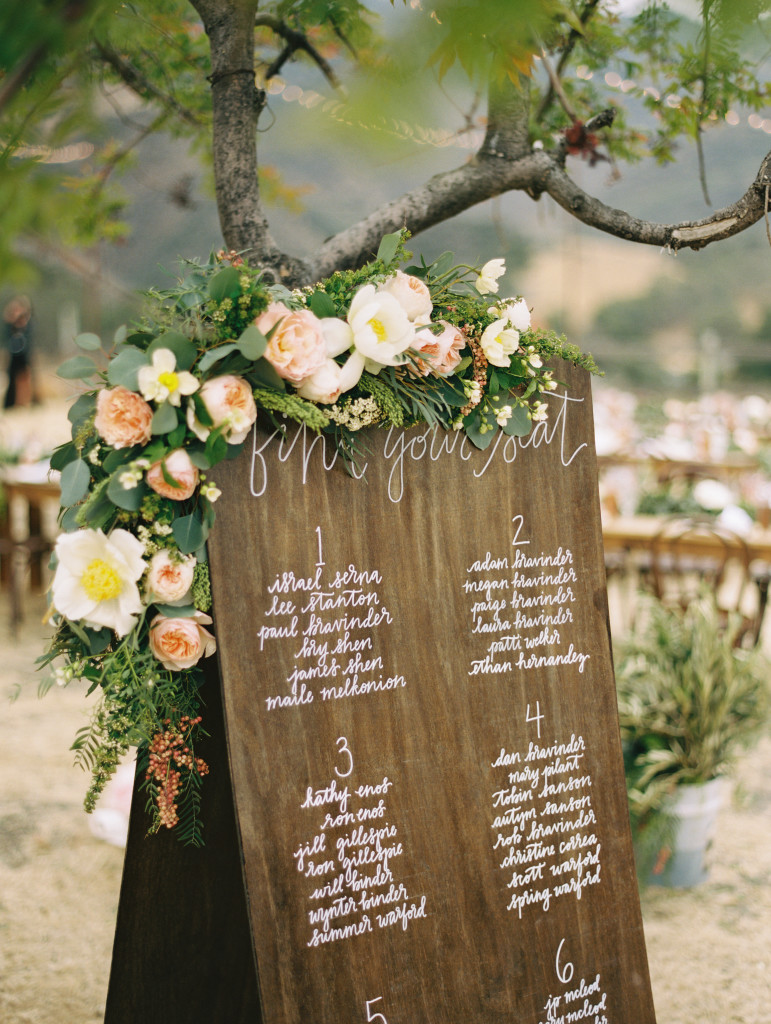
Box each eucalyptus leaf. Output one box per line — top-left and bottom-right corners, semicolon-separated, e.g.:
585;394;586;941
187;448;211;470
67;392;96;431
172;513;207;554
113;324;128;346
151;401;180;436
149;332;197;371
60;506;82;533
58;355;99;380
102;446;139;473
49;441;79;472
85;626;112;655
237;324;267;359
74;332;103;352
208;266;241;302
465;414;498;450
429;251;455;279
198;342;238;373
107;346;149;390
60;458;91;506
501;404;533;437
106;474;147;511
307;290;338;319
153;603;198;618
376;230;402;266
250;357;285;391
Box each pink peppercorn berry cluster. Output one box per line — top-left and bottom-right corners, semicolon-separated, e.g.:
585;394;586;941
146;716;210;830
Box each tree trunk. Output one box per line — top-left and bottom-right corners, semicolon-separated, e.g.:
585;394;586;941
190;0;309;283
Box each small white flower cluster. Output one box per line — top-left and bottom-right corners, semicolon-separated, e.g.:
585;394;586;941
199;479;222;502
326;396;383;431
119;458;151;490
495;404;513;427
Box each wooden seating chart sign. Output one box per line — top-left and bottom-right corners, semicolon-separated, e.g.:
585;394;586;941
105;360;656;1024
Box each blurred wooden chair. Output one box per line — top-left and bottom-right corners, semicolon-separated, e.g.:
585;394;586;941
647;515;763;646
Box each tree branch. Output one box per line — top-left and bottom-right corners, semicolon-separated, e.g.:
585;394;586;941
190;0;309;284
94;41;203;127
255;14;342;90
310;146;771;278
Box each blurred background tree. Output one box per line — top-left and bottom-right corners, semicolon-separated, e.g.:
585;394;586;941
1;0;770;388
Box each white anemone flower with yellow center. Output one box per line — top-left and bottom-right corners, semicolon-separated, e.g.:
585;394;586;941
52;528;147;636
137;347;199;406
347;284;415;368
479;318;520;367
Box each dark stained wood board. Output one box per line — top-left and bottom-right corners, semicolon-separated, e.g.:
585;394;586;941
196;359;657;1024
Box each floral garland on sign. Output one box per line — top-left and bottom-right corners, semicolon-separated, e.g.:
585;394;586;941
39;231;599;846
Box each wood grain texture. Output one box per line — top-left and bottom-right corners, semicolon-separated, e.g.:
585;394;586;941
105;361;656;1024
207;361;656;1024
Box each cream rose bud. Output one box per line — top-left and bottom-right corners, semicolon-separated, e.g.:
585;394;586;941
146;448;199;501
496;297;531;332
145;549;196;605
149;611;216;671
475;258;506;295
257;302;327;385
378;271;433;323
188;374;258;444
94;386;153;449
296;351;366;404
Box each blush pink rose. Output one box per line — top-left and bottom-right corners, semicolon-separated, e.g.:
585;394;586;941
146;448;199;501
149;611;216;671
94;386;153;449
410;321;468;377
433;321;468;376
257;302;327;385
189;374;257;445
145;549;196;605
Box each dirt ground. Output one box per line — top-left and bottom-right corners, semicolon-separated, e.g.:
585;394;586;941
0;590;769;1024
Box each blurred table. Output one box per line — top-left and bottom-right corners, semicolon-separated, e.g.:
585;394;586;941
0;465;60;631
601;514;771;564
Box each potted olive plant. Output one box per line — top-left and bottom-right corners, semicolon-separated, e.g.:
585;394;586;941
615;591;769;887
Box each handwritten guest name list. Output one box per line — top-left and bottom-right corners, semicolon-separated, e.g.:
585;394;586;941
463;515;591;679
292;753;428;948
257;528;405;709
490;733;601;918
538;940;610;1024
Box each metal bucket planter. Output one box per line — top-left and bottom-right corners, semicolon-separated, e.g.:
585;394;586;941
648;777;725;887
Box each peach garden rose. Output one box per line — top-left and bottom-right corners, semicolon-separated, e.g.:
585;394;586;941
187;374;258;445
146;448;199;501
94;386;153;449
149;611;217;671
257;302;327;385
145;549;196;605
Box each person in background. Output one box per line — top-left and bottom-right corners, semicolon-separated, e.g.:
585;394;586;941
2;295;34;408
